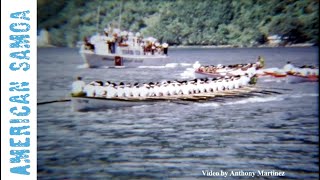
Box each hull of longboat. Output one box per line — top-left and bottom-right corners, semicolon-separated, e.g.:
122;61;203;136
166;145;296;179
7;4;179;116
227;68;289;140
286;74;318;83
260;70;318;83
71;84;259;111
80;51;169;68
194;70;227;78
194;69;257;78
71;97;159;111
263;71;287;78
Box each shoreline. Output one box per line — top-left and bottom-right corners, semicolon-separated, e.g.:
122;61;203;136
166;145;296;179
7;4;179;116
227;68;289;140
171;43;316;49
37;43;317;49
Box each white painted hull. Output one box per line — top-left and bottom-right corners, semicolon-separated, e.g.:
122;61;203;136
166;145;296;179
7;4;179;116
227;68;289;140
194;71;228;79
80;51;169;68
71;85;260;111
71;97;158;111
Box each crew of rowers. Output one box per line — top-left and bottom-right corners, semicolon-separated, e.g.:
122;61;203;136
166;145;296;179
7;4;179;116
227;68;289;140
283;61;318;76
196;62;260;76
71;74;255;99
83;27;169;56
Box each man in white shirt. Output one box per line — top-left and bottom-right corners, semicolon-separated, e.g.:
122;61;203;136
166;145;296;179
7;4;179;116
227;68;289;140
71;77;86;97
283;61;295;72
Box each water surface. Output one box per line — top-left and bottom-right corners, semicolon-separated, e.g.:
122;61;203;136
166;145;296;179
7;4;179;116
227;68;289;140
38;47;319;179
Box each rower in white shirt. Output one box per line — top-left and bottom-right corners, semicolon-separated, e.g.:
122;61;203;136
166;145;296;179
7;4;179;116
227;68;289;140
198;79;207;93
216;79;225;91
106;83;118;98
232;75;241;89
95;84;107;97
116;82;126;97
283;61;295;72
168;82;179;95
123;83;134;97
208;78;218;93
186;80;197;94
150;83;161;96
83;81;99;97
181;81;191;95
238;74;250;87
160;82;170;96
131;83;141;98
139;83;150;97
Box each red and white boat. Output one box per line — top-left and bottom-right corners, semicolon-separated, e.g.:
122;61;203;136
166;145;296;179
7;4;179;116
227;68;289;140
260;66;318;83
194;59;264;78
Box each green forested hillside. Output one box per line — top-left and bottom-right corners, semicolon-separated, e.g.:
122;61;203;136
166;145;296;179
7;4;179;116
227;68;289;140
38;0;319;47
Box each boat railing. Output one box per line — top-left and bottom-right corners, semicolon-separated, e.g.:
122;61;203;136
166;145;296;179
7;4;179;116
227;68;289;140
118;46;143;56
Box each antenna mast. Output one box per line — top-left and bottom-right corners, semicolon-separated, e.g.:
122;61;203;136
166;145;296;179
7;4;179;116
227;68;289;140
96;1;102;32
118;0;123;31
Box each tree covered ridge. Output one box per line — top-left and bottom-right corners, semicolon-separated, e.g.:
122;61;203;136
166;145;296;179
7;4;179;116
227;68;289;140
38;0;319;47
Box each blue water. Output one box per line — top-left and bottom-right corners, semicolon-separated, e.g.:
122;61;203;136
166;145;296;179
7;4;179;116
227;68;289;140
37;47;319;179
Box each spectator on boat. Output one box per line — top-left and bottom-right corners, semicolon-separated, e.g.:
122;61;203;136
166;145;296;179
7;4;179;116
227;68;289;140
283;61;295;73
155;42;161;54
83;37;95;51
151;43;156;55
162;42;169;56
110;33;118;54
71;76;86;97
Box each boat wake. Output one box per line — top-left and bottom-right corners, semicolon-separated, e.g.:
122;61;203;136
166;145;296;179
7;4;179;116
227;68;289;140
77;64;90;69
138;63;179;69
195;92;318;108
165;63;179;68
138;65;168;69
180;61;202;79
225;96;284;105
180;63;192;67
137;63;190;69
260;77;286;83
288;93;318;98
180;67;197;79
196;102;221;108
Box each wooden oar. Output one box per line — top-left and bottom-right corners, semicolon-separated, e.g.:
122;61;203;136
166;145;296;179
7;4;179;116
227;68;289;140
37;98;71;105
255;85;292;91
193;94;216;98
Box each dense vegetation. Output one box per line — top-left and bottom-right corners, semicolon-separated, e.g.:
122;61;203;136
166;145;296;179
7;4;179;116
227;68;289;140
38;0;319;47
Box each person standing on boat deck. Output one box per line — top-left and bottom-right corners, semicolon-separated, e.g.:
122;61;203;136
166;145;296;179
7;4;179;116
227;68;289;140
83;37;95;51
104;29;113;54
110;33;118;54
256;56;265;69
162;42;169;56
71;77;86;96
151;43;156;55
283;61;295;73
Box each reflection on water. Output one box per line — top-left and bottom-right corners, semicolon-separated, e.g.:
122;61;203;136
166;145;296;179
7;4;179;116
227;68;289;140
38;47;318;179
